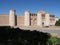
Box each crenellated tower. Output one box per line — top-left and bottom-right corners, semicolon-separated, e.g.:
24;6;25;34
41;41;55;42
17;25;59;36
24;10;30;26
9;10;16;26
37;11;42;27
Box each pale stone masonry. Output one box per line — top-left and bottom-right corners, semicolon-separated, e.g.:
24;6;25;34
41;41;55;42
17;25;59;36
0;9;59;27
24;10;30;26
45;13;50;26
9;10;16;26
37;11;42;27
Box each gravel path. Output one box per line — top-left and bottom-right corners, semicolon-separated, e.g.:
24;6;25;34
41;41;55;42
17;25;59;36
16;26;60;37
37;30;60;34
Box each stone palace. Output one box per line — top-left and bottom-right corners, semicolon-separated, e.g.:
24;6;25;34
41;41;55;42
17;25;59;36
0;10;59;27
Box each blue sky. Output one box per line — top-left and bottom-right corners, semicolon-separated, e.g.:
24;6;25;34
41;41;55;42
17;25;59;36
0;0;60;18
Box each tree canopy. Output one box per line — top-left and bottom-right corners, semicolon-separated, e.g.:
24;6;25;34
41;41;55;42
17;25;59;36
55;19;60;26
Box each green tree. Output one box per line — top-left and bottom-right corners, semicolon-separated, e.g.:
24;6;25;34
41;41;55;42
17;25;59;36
55;19;60;26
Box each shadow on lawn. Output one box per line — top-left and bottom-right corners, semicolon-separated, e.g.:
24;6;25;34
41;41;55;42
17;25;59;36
0;26;51;45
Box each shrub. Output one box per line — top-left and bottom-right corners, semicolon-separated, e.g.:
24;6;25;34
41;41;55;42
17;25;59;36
47;37;60;45
0;26;50;45
0;26;60;45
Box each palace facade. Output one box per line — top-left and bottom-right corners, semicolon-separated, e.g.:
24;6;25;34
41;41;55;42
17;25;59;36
0;10;59;27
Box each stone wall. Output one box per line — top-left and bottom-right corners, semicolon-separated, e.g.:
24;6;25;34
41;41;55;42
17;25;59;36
0;15;9;26
0;15;24;26
17;15;24;26
0;10;59;27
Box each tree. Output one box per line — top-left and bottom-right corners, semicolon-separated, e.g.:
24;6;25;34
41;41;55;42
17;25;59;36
55;19;60;26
